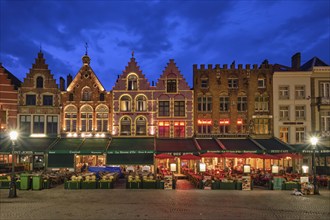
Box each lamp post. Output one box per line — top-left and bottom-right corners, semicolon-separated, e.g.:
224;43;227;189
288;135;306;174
9;130;18;198
310;137;320;195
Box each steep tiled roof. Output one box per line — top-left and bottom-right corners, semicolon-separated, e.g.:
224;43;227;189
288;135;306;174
300;57;329;70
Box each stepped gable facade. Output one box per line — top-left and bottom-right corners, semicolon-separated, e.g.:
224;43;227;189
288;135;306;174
17;51;60;137
60;54;111;137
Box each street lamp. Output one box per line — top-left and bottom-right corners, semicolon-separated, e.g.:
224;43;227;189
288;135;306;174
9;130;18;198
310;136;320;195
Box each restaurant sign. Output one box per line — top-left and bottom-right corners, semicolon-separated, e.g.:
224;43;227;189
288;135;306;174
108;150;154;154
269;150;290;153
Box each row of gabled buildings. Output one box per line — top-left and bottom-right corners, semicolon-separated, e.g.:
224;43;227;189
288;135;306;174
0;50;329;174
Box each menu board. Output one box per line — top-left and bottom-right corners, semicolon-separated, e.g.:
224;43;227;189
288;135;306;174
273;177;283;190
164;175;173;190
242;176;251;190
203;175;212;190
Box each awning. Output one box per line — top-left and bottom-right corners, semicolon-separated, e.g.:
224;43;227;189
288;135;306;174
78;138;110;154
180;154;201;160
107;138;154;153
156;138;198;155
106;153;154;165
155;153;175;159
48;138;83;154
0;137;57;154
253;138;294;153
291;143;330;156
48;154;74;168
195;138;222;153
218;139;263;153
199;152;221;158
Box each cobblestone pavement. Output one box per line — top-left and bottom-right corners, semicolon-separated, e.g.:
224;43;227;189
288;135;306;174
0;186;329;220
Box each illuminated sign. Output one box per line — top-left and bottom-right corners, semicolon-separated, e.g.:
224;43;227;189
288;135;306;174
219;119;230;124
197;119;212;125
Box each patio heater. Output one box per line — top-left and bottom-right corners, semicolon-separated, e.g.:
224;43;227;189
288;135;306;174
310;137;320;195
9;130;18;198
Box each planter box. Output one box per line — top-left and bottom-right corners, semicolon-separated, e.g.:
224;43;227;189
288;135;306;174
0;180;10;189
219;182;236;190
283;182;300;190
236;182;242;190
64;181;81;189
98;181;114;189
156;180;164;189
128;181;141;189
143;181;156;189
211;181;220;190
43;179;51;189
81;181;97;189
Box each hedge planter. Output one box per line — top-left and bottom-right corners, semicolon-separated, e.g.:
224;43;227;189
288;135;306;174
236;182;242;190
212;181;220;190
220;182;236;190
64;181;81;189
143;181;156;189
81;181;97;189
0;180;10;189
98;181;114;189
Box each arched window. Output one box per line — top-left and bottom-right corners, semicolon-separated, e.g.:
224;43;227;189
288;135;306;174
64;105;77;132
96;105;108;132
120;96;131;111
36;76;43;88
136;95;147;111
82;87;92;101
120;117;131;135
128;75;137;90
80;105;93;132
136;117;146;135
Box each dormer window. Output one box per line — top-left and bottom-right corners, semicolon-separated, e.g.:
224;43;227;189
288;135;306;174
128;75;137;90
36;76;43;88
167;79;177;93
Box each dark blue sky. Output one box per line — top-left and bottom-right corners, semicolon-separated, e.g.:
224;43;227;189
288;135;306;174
1;0;329;90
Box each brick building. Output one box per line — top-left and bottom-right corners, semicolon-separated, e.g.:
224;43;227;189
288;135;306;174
193;61;274;137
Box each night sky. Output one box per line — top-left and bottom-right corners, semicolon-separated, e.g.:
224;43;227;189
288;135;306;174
1;0;329;89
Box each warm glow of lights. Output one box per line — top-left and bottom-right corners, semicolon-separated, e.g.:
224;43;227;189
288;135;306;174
101;133;105;137
220;119;230;124
73;133;78;137
197;119;212;125
150;127;155;135
174;121;185;126
302;165;309;174
310;137;318;146
30;134;46;137
237;119;243;125
95;133;100;137
9;131;18;141
63;127;66;131
158;121;169;126
81;133;85;138
67;133;72;137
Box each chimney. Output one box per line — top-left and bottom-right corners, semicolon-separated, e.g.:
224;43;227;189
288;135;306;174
291;52;301;70
67;74;72;88
60;77;65;91
152;81;154;86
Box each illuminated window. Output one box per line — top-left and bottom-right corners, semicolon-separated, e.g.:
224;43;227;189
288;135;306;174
81;105;93;132
36;76;43;88
258;78;265;88
167;79;177;93
65;113;77;132
159;101;170;116
320;81;330;98
120;117;131;135
128;75;138;91
120;96;131;111
96;113;108;132
321;111;330;131
158;121;170;137
279;127;289;143
219;119;230;133
253;118;270;135
174;101;185;116
236;119;246;134
198;96;212;112
220;96;229;112
255;94;269;112
136;117;146;135
174;121;185;137
197;119;212;134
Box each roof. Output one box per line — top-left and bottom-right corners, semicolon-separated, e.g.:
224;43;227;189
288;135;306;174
106;153;154;165
195;138;221;152
253;138;293;153
108;138;154;152
156;138;198;153
300;57;329;71
218;139;262;153
2;65;22;90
